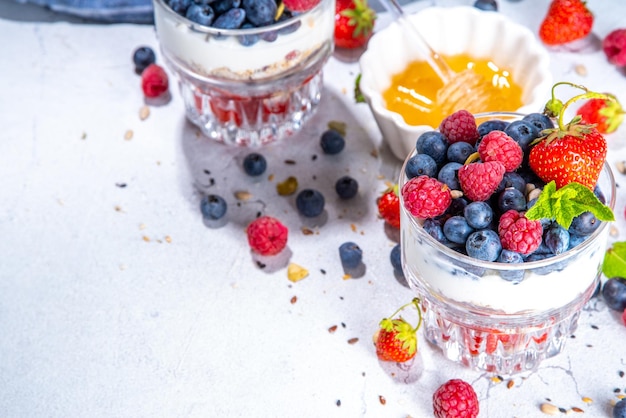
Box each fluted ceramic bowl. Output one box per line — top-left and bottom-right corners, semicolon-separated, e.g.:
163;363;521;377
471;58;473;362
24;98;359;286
359;6;552;160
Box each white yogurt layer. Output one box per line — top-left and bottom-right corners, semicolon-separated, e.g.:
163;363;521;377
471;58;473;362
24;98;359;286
401;209;609;315
153;0;334;80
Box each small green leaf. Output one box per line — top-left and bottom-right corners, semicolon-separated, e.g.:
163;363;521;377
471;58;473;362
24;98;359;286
525;181;614;229
354;73;365;104
602;241;626;278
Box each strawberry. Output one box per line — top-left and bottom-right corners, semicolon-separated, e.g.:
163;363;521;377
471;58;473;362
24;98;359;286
377;185;400;228
334;0;376;49
538;0;593;46
282;0;320;12
575;97;624;134
528;121;606;190
374;299;422;363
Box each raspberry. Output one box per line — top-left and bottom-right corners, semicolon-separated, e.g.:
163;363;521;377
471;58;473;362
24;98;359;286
433;379;479;418
603;28;626;67
401;175;452;218
477;130;523;172
141;64;169;98
246;216;289;256
439;110;480;145
457;161;505;202
498;209;543;255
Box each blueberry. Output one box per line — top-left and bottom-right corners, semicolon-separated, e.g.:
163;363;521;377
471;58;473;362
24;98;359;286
594;185;607;204
504;120;539;156
423;218;449;244
466;229;502;261
276;11;301;34
544;223;570;255
335;176;359;199
339;242;363;269
242;0;276;27
601;277;626;311
211;0;240;15
167;0;192;15
238;22;261;46
446;141;474;164
390;243;403;272
496;172;527;194
415;131;448;165
200;194;227;220
522;112;554;133
296;189;325;217
477;119;509;137
497;249;525;282
525;252;558;275
405;153;438;179
132;46;156;74
498;187;526;213
242;152;267;176
185;3;215;26
614;398;626;418
213;7;245;29
568;211;600;236
464;201;493;229
473;0;498;11
261;30;278;42
444;197;468;217
443;216;474;244
568;233;588;249
437;162;462;190
320;129;345;154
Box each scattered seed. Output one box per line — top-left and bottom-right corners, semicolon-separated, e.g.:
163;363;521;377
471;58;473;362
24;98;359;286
582;397;593;404
139;105;150;120
320;269;326;275
287;263;309;282
571;406;584;413
284;159;296;165
81;132;87;140
164;235;172;243
328;325;338;333
350;224;357;232
115;182;127;188
290;295;297;304
558;407;566;413
540;402;559;415
234;190;252;201
574;63;588;76
347;337;359;344
620;370;625;378
301;227;314;235
590;324;599;330
491;376;503;383
336;400;341;407
268;173;274;181
124;129;133;140
616;161;626;175
611;225;620;237
343;274;352;280
114;205;123;212
256;261;266;269
142;235;151;242
341;322;346;328
379;395;386;405
614;388;621;393
507;380;514;389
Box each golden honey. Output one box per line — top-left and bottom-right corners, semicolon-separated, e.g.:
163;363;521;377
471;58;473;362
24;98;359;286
383;54;524;127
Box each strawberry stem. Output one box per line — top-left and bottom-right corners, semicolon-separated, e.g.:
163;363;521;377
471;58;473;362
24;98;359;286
386;297;423;333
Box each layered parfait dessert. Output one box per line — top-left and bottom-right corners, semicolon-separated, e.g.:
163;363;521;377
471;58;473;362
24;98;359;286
398;86;616;374
153;0;335;146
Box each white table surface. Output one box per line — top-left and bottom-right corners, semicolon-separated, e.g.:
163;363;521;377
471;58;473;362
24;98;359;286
1;1;626;417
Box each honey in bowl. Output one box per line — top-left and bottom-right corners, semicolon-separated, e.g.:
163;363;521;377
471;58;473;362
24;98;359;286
383;54;523;127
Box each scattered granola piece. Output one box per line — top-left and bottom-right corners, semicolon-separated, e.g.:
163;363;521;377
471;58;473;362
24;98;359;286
574;63;588;76
379;395;386;405
507;380;514;389
234;190;252;201
290;295;297;304
287;263;309;282
616;161;626;175
139;105;150;120
142;235;151;242
328;325;338;333
164;235;172;243
124;129;134;140
540;403;559;415
347;337;359;344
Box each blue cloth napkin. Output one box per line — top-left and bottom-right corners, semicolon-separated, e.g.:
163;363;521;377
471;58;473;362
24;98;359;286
14;0;154;23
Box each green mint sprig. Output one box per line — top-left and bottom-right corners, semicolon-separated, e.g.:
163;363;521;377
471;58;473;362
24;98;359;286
602;241;626;278
525;181;614;229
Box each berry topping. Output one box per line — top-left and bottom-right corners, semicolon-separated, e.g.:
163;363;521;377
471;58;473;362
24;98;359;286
498;209;543;255
405;153;438;179
374;298;422;363
141;64;169;98
416;131;449;165
242;0;276;27
296;189;325;217
538;0;594;46
246;216;289;256
401;176;452;218
603;28;626;67
339;241;363;269
432;379;479;418
377;186;401;228
185;3;215;26
477;130;523;172
458;161;505;202
335;175;359;199
439;110;479;145
242;152;267;176
132;46;156;74
320;129;346;154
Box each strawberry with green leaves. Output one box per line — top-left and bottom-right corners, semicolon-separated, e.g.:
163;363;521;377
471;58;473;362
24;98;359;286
377;184;400;228
374;298;422;363
576;96;624;134
334;0;376;49
538;0;594;46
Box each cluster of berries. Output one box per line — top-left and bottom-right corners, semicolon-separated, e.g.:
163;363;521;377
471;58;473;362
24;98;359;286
163;0;314;46
400;107;611;280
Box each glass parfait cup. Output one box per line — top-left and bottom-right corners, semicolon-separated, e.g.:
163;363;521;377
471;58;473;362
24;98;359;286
399;112;616;375
153;0;335;146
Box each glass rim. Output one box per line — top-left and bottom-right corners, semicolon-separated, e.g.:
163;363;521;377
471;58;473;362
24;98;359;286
399;111;617;272
153;0;327;36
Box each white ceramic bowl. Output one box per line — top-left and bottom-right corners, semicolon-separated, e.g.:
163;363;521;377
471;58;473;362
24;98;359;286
359;6;553;160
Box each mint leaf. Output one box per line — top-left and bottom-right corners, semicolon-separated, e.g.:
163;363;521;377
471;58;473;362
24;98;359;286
525;181;615;229
603;241;626;278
